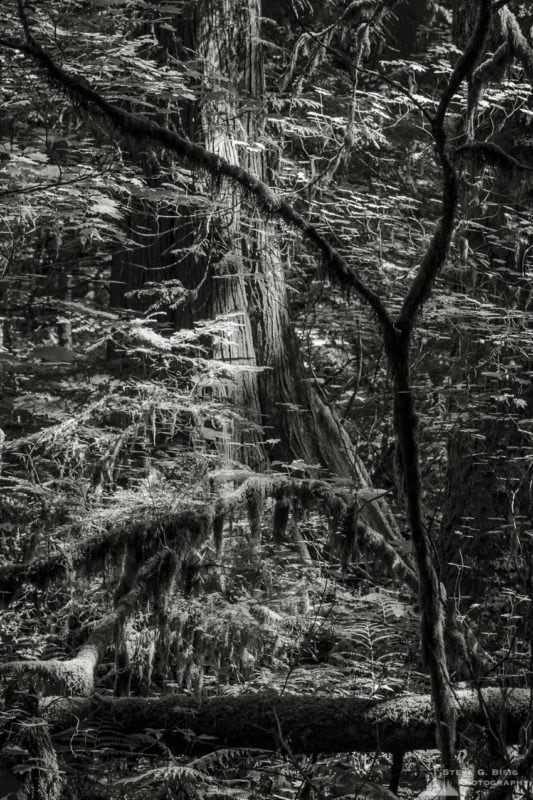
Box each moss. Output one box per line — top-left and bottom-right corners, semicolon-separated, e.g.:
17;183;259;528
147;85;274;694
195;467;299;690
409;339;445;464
113;620;131;698
0;646;98;696
356;521;418;591
41;688;532;757
272;485;291;543
473;40;512;86
501;7;533;81
0;505;212;608
0;708;64;800
339;503;358;571
292;481;317;511
113;536;143;605
212;512;225;555
245;482;265;542
180;551;201;596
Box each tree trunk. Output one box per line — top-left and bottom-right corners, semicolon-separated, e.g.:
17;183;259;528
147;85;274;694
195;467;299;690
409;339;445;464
109;0;398;537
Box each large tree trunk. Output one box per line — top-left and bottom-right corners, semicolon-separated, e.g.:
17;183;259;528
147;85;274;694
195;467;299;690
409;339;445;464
44;688;527;756
109;0;398;536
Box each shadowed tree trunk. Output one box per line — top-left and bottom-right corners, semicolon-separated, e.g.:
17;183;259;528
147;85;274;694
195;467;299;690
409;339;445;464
109;0;398;531
386;0;429;59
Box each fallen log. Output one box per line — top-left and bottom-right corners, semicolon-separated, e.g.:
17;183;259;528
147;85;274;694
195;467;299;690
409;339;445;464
43;688;528;755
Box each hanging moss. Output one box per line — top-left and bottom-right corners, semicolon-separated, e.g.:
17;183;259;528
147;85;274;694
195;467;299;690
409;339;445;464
157;550;179;599
245;482;265;542
272;484;292;543
473;39;512;87
501;7;533;82
0;506;212;607
113;619;131;698
180;551;202;596
339;503;358;571
292;480;319;512
113;535;143;605
1;549;181;698
212;511;225;555
0;473;377;609
324;494;348;553
355;521;418;591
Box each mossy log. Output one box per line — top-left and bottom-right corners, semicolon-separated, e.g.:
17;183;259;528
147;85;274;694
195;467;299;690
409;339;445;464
42;688;528;756
0;644;100;697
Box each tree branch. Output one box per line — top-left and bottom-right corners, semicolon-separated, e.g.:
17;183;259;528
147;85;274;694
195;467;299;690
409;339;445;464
455;141;533;172
0;26;394;334
0;507;211;605
500;6;533;83
434;0;493;128
398;0;492;329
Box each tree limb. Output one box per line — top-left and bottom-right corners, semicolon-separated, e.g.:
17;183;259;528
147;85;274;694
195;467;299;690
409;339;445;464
0;26;394;334
500;6;533;83
0;507;211;605
398;0;492;328
455;141;533;173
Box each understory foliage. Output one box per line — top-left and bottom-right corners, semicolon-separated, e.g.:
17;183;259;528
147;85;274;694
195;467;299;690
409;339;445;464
1;0;533;798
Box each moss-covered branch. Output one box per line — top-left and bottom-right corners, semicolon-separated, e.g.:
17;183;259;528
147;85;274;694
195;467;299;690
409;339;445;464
455;141;533;173
0;507;212;605
42;688;529;756
0;25;393;334
0;472;400;605
0;470;490;680
500;6;533;83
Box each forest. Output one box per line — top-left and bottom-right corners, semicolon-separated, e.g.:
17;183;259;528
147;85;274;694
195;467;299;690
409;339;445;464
0;0;533;798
